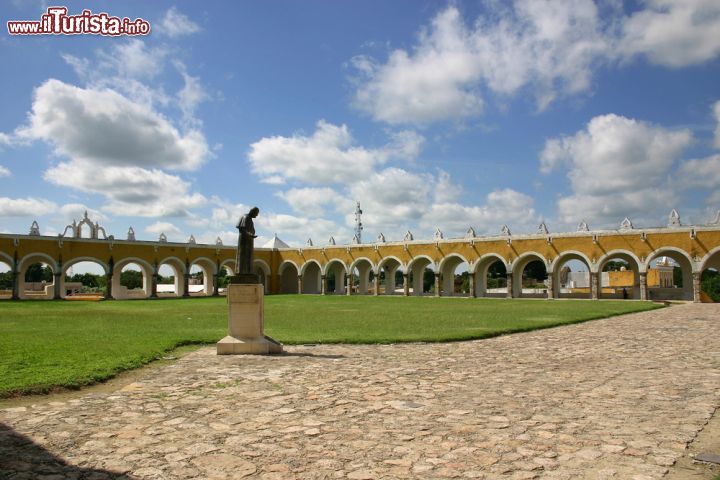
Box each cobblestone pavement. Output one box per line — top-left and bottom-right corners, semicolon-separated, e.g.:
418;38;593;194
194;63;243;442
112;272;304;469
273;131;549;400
1;303;719;480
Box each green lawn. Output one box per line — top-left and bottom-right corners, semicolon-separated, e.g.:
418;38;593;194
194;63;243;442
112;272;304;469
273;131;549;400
0;296;662;397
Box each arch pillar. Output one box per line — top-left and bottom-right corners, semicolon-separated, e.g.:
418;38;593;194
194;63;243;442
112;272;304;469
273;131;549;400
346;273;352;296
469;274;475;298
150;266;158;299
403;273;409;296
11;259;19;300
373;274;379;296
434;273;440;297
639;272;648;301
321;275;327;295
590;272;599;300
546;274;554;300
182;271;190;298
297;275;302;294
506;273;513;299
105;272;113;299
53;271;61;299
692;272;701;303
212;274;219;296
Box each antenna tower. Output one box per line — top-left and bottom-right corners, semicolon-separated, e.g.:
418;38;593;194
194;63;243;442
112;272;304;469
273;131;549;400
354;201;363;243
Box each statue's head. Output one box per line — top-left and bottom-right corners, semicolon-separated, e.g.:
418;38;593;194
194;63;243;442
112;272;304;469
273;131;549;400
249;207;260;217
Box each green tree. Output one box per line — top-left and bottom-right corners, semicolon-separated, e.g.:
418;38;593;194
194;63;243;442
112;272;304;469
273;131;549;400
25;263;53;282
120;270;143;290
423;268;434;293
672;266;683;288
701;270;720;302
0;271;12;290
523;260;547;282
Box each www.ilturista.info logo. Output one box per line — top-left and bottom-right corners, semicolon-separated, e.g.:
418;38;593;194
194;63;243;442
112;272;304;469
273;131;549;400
7;7;150;36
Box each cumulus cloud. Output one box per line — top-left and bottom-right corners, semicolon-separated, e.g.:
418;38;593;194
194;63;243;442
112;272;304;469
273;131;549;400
0;165;10;177
11;80;209;218
351;2;720;125
677;155;720;190
145;221;182;236
44;163;206;217
541;113;693;225
18;80;209;171
249;120;423;184
58;204;105;223
158;6;201;38
352;2;608;124
275;187;339;217
262;213;349;246
620;0;720;68
0;197;57;217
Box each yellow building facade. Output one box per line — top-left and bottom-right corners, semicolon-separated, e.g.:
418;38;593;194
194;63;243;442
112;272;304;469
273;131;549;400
1;214;719;302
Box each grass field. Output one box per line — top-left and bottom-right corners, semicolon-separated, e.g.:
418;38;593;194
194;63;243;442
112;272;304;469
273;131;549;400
0;296;662;397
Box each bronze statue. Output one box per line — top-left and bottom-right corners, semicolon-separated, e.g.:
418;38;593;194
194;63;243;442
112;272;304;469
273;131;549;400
236;207;259;276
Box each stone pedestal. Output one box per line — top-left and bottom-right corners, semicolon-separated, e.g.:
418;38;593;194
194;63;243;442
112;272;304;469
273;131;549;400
217;283;282;355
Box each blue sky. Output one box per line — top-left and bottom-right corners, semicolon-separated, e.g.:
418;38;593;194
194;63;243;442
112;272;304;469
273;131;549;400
1;0;719;249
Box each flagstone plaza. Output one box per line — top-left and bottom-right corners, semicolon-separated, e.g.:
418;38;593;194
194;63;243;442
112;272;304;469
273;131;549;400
1;303;718;479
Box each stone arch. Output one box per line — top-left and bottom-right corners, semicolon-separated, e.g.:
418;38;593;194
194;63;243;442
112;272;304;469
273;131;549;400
407;255;436;296
701;246;720;272
301;260;322;294
157;256;187;297
376;256;403;295
472;253;508;298
220;259;237;276
112;257;154;300
18;253;58;300
349;257;375;295
253;259;271;294
278;260;299;294
189;256;217;296
597;250;642;300
551;250;592;299
323;259;347;294
0;253;11;300
439;253;470;297
645;247;694;301
511;251;549;298
60;256;109;299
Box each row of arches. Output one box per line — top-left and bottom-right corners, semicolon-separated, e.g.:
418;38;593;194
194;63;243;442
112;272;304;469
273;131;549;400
275;247;720;302
0;253;271;300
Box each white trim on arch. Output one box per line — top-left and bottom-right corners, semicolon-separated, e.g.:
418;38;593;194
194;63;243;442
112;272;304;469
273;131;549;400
596;249;644;274
700;245;720;272
63;256;110;275
278;259;299;276
19;252;58;272
550;250;592;273
321;258;347;276
644;246;696;273
349;257;375;273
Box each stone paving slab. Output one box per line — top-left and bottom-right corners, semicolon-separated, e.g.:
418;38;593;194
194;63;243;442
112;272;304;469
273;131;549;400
1;303;719;479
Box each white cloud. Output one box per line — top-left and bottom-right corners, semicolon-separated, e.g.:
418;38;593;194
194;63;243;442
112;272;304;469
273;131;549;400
175;62;210;127
248;120;423;185
620;0;720;68
159;7;201;38
714;100;720;149
352;2;607;124
420;189;537;235
541;113;693;225
145;221;181;236
62;42;171;108
44;163;206;217
58;204;105;223
0;197;57;217
677;155;720;190
0;165;10;177
262;213;348;246
348;167;434;232
19;80;209;171
275;187;339;217
351;2;720;126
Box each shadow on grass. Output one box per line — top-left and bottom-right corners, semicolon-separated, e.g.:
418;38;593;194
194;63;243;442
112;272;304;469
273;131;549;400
0;423;131;479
